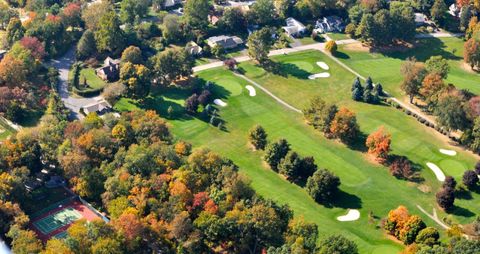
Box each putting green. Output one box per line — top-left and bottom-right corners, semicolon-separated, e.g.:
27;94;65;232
212;77;243;97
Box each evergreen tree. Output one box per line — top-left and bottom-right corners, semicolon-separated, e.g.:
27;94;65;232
365;76;373;90
352;87;363;101
264;139;291;171
248;124;268;150
363;89;373;103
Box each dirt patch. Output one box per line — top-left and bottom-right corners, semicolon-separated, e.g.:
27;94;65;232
460;62;480;74
417;184;431;193
343;42;369;52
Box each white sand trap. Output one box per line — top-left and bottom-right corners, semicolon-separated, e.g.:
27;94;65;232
337;209;360;221
214;99;227;107
246;85;256;96
426;162;446;182
308;72;331;79
316;61;330;70
439;149;457;156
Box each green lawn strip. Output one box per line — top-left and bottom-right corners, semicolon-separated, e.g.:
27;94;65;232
79;68;107;90
336;37;480;97
327;32;350;41
237;50;479;220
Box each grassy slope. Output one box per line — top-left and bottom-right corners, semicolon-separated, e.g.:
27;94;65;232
115;50;479;253
336;37;480;97
0;117;13;140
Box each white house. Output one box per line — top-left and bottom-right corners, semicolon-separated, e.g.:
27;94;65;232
282;17;306;37
185;41;203;55
81;99;112;116
314;16;345;34
164;0;182;8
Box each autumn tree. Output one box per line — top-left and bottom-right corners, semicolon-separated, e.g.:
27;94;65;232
264;138;291;171
463;170;479;189
121;46;143;64
19;36;45;60
389;156;413;179
464;38;480;70
120;62;151;98
330;107;360;144
325;40;338;54
248;124;268;150
305;169;340;203
436;187;455;210
184;94;199;114
366;126;391;161
420;73;445;105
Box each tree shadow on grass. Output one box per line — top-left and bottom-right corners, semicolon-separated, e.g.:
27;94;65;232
380;37;461;62
449;205;475;218
334;51;350;60
346;131;368;153
326;190;362;209
260;60;312;79
455;188;473;200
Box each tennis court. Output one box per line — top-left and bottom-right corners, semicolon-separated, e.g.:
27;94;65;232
32;207;82;235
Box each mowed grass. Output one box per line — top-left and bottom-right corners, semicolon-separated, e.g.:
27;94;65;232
0;117;15;140
336;37;480;97
79;68;107;89
115;50;479;253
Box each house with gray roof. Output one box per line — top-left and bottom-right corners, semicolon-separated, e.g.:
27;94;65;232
283;17;306;37
206;35;244;49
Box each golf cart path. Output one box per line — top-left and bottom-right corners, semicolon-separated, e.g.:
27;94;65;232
416;205;449;229
232;72;302;113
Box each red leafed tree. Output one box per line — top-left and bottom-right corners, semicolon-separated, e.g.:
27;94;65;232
389;156;413;179
62;3;82;27
365;126;391;161
113;213;144;242
191;192;209;209
469;96;480;118
20;36;45;60
457;0;470;7
204;199;218;214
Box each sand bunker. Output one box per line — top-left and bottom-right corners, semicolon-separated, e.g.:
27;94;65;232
316;61;330;70
214;99;227;107
308;73;330;79
246;85;256;96
337;209;360;221
426;162;446;182
439;149;457;156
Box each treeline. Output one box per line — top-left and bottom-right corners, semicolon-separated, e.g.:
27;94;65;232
0;99;360;253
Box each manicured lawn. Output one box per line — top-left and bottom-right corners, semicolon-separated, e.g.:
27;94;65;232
297;36;319;45
327;32;350;41
115;50;479;253
79;68;107;90
336;37;480;97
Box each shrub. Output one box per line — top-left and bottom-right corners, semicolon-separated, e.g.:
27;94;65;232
248;124;268;150
102;83;126;104
415;227;439;246
389;157;413;179
366;126;391;161
325;40;338;54
305;169;340;203
345;23;356;37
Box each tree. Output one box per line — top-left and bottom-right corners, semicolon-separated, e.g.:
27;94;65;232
42;239;74;254
82;0;112;31
247;28;273;64
389;156;413;179
372;9;393;46
431;0;448;25
302;96;337;133
19;36;45;60
436;187;455;210
415;227;440;246
6;17;24;46
434;94;469;131
102;83;126;105
61;2;82;28
219;8;246;32
120;62;151;98
305;169;340;203
355;13;375;43
9;229;42;254
463;170;479;189
325;40;337;54
351;78;363;101
0;54;27;86
330;107;360;144
317;234;358;254
121;46;142;64
150;48;194;86
464;38;480;70
401;58;426;103
120;0;149;24
278;151;303;182
443;176;457;189
185;94;199;114
400;215;426;244
285;217;318;253
77;30;96;60
162;14;182;43
264;138;290;171
366;126;391;161
248;124;268;150
184;0;211;29
94;11;125;54
248;0;277;26
425;56;450;79
365;77;373;90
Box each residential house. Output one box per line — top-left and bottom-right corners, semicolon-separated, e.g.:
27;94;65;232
95;57;120;82
314;16;345;34
448;4;460;17
209;14;220;25
206;35;244;49
81;99;112;116
283;17;306;37
415;13;428;26
186;41;203;55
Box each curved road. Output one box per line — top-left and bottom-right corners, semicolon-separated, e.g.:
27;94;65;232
49;47;103;120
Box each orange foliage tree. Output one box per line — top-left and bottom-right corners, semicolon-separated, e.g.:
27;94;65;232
365;126;391;161
330;107;360;144
384;206;427;245
420;73;445;104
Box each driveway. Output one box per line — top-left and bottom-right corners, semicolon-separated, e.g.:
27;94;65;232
49;47;103;120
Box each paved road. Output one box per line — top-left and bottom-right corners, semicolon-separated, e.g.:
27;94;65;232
49;47;103;120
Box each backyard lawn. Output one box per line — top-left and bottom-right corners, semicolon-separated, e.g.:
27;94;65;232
327;32;350;41
336;37;480;97
115;50;479;253
79;68;107;90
